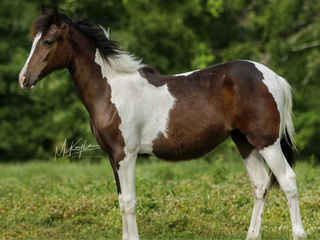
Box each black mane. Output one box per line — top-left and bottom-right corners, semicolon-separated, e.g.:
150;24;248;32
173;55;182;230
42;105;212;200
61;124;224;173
31;9;120;60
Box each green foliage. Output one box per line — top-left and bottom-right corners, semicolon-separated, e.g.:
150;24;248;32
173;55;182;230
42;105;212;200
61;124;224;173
0;158;319;239
1;0;320;161
206;0;224;18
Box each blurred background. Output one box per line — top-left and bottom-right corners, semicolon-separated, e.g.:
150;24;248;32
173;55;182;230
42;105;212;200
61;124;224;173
1;0;320;162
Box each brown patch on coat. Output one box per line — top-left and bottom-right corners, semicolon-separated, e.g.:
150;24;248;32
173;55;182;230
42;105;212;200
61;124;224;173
26;15;127;193
139;61;280;160
65;25;126;193
79;44;125;195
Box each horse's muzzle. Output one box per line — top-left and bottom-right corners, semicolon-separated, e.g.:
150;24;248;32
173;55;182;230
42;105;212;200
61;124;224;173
19;72;37;90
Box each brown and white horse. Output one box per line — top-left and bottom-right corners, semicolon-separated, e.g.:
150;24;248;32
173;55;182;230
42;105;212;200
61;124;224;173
19;5;306;240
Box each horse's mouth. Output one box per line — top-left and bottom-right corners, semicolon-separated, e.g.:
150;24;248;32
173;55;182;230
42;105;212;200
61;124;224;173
30;80;38;90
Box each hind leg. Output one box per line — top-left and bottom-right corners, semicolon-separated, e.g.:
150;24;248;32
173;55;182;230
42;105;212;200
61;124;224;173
232;132;270;240
259;139;306;240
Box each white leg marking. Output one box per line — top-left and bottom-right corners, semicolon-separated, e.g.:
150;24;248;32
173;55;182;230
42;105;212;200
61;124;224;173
259;140;306;240
118;153;139;240
243;150;270;240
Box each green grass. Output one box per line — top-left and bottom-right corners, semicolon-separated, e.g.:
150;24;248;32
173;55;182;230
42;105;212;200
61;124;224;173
0;156;319;239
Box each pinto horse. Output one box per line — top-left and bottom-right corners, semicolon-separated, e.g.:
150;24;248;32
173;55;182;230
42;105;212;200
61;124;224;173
19;5;306;240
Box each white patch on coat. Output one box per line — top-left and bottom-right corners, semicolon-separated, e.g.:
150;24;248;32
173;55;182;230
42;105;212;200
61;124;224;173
245;61;295;148
19;32;42;77
95;50;176;155
174;70;199;76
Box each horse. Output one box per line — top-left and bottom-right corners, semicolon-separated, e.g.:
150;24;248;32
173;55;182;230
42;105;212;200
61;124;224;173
19;5;306;240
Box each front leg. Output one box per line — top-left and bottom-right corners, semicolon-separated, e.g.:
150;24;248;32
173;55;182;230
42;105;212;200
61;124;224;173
118;153;139;240
243;150;270;240
90;121;138;239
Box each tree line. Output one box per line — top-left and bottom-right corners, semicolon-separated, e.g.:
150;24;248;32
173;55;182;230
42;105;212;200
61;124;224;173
1;0;320;161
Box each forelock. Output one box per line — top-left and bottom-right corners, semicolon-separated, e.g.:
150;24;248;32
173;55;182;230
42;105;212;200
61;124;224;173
30;10;72;40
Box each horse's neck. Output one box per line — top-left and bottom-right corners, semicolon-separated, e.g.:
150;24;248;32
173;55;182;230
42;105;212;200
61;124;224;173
67;48;112;117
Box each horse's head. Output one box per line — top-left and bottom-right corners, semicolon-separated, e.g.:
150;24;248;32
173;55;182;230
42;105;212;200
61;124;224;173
19;5;72;90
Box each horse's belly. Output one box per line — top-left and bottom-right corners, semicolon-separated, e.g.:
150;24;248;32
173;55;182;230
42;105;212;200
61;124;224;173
150;127;229;161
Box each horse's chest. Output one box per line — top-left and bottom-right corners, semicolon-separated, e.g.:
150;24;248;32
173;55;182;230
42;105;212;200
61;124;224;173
109;80;176;155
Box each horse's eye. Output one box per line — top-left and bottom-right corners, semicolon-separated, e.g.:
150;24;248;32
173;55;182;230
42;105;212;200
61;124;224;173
44;41;53;46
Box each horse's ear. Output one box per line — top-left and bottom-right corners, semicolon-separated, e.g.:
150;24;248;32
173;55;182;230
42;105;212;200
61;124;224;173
41;5;48;15
52;4;63;27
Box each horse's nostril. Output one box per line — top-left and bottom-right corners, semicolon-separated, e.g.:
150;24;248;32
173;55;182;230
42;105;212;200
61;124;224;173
22;75;27;85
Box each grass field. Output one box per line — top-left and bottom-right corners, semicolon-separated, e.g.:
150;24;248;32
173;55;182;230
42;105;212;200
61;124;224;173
0;153;319;239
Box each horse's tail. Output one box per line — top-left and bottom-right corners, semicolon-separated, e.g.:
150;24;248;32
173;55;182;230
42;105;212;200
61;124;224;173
270;76;297;187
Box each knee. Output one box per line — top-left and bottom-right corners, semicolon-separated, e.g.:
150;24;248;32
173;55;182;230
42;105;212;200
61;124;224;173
253;183;269;200
252;173;270;200
119;195;137;214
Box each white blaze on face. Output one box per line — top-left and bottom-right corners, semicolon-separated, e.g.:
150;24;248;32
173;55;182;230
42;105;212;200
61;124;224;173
19;32;42;80
95;50;176;155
